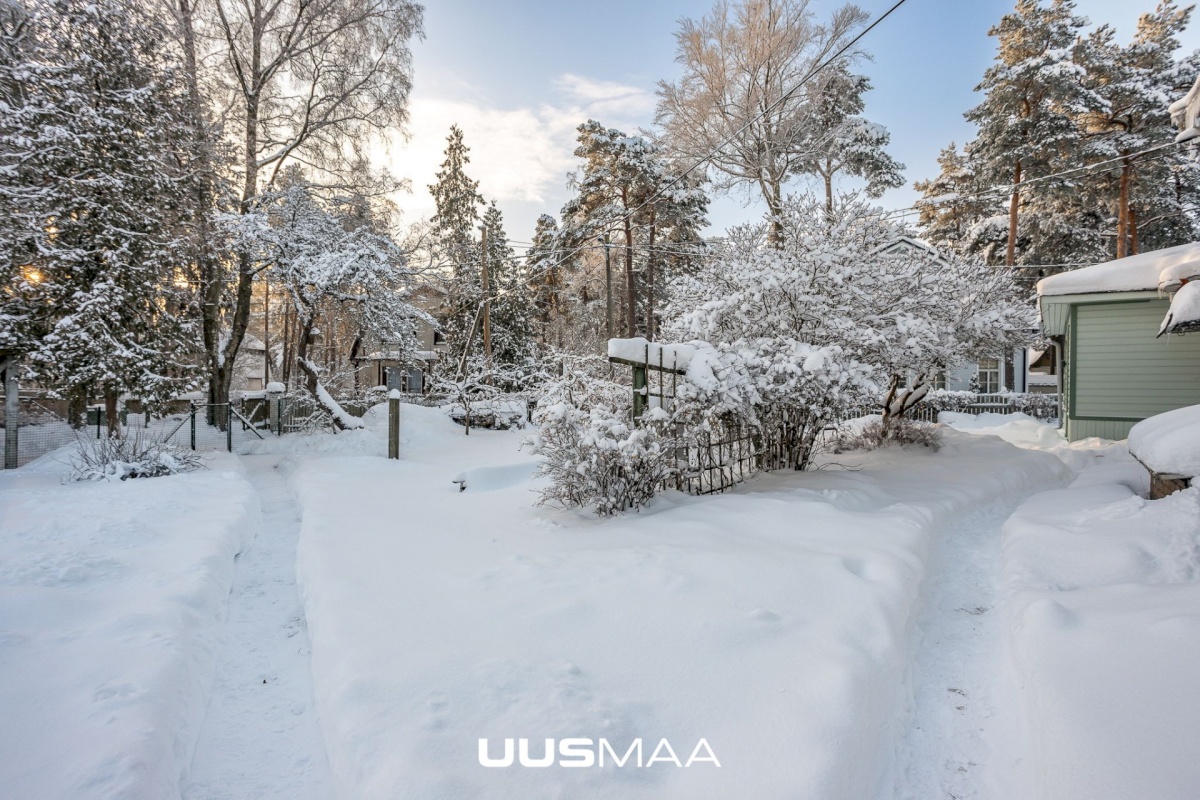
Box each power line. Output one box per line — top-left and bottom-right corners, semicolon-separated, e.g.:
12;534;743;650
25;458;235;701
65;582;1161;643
884;140;1186;221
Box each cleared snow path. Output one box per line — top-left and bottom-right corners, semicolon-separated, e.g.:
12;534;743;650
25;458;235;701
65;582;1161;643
888;499;1031;800
182;455;333;799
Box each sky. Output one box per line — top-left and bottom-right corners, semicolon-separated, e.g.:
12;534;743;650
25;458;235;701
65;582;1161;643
379;0;1200;248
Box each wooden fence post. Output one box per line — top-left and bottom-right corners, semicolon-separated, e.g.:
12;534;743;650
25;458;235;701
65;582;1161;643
2;357;17;470
388;389;400;460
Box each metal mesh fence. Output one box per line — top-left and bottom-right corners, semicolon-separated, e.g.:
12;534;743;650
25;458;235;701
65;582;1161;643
0;397;78;467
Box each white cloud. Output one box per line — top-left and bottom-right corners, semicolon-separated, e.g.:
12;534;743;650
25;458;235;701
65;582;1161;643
377;73;656;232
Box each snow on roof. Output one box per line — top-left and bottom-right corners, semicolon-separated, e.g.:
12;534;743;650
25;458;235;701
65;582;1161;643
1129;403;1200;476
1158;281;1200;336
1037;242;1200;297
1170;73;1200;143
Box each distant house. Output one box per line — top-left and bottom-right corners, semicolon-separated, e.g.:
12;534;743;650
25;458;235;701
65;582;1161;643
1037;243;1200;441
877;236;1039;393
353;284;449;393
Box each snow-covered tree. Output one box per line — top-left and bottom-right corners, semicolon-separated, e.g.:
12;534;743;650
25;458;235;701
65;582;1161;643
667;194;1034;466
913;143;996;257
1077;1;1200;257
792;63;905;213
1;0;203;433
966;0;1097;267
429;125;486;357
226;180;429;428
655;0;868;244
197;0;422;411
480;202;538;367
561;120;709;340
527;214;567;346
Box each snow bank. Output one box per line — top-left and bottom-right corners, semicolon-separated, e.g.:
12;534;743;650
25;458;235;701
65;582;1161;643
1003;463;1200;798
0;453;258;799
1128;403;1200;477
1037;241;1200;297
941;411;1129;472
290;408;1068;799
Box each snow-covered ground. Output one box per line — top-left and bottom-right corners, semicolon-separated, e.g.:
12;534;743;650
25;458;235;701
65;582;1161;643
5;409;1200;799
285;405;1073;799
0;450;257;798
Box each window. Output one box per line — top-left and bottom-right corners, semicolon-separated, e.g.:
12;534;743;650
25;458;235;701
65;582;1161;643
976;358;1000;394
934;371;946;391
433;330;447;346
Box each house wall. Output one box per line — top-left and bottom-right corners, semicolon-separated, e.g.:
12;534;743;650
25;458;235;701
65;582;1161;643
1063;297;1200;440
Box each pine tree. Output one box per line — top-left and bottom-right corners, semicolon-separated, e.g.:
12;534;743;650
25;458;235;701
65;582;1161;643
561;120;708;341
1;0;202;433
793;63;905;214
428;125;485;358
966;0;1097;268
913;143;1000;257
1078;1;1200;257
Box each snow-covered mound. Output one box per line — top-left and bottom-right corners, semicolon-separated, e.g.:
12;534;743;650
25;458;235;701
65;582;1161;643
1128;404;1200;477
941;411;1129;472
0;454;257;798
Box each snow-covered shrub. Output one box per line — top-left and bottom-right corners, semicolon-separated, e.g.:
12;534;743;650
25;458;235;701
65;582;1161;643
532;361;674;515
69;433;205;482
665;194;1034;462
836;417;942;453
1009;392;1059;419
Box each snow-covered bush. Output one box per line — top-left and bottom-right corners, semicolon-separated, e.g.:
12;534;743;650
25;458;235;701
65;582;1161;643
836;417;942;453
665;194;1035;464
918;390;1059;420
532;360;674;516
69;433;205;482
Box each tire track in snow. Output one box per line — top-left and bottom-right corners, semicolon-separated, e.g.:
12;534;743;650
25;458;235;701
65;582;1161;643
183;455;333;799
886;499;1031;800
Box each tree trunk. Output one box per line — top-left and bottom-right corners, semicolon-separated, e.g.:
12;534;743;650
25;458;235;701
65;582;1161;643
1130;206;1139;256
1006;160;1021;267
823;169;833;218
1117;159;1130;259
104;389;120;438
768;179;784;248
173;0;223;418
296;315;317;397
646;209;657;341
622;187;636;337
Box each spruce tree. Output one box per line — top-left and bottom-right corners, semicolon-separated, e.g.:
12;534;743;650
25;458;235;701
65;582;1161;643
1;0;201;433
428;125;485;359
480;202;536;367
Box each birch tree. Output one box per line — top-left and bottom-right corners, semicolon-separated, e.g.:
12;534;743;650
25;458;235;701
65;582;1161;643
655;0;867;244
202;0;423;410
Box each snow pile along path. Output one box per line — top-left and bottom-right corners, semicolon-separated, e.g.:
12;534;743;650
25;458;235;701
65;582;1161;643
1003;460;1200;799
182;454;333;799
288;406;1071;800
0;454;257;799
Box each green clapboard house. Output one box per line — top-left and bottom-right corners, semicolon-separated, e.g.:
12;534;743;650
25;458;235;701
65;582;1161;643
1038;243;1200;441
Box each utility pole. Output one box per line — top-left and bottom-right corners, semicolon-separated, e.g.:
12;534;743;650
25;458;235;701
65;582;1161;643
599;234;613;339
480;225;493;382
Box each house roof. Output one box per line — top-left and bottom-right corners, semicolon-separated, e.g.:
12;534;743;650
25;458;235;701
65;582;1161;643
1037;242;1200;297
872;236;948;264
